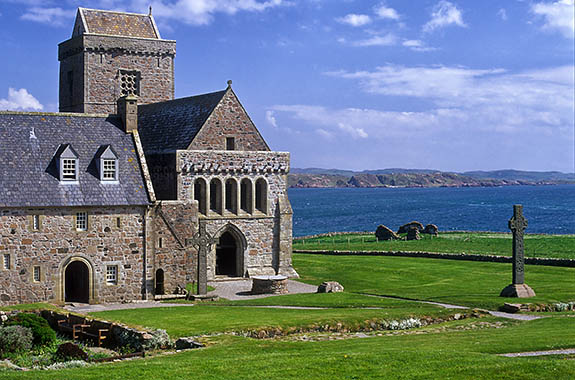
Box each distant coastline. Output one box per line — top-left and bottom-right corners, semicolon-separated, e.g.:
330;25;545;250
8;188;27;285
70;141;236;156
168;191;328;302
288;168;575;189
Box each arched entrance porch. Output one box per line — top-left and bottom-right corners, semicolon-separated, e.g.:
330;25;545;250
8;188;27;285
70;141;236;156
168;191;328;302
215;226;246;277
64;260;90;303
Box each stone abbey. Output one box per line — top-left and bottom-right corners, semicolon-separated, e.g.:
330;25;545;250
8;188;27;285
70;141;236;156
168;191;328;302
0;7;297;305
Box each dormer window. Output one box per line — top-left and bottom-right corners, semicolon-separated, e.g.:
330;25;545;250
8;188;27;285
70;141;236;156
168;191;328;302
96;145;119;182
55;144;79;183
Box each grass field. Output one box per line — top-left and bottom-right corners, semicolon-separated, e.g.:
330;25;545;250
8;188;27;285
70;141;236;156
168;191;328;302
3;316;574;379
292;232;575;259
2;245;575;378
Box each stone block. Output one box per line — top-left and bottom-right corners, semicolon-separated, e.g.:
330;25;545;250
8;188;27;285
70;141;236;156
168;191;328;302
500;284;536;298
175;338;204;350
317;281;344;293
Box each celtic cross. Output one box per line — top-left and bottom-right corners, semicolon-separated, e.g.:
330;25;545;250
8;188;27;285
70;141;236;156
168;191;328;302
508;204;528;285
188;221;216;295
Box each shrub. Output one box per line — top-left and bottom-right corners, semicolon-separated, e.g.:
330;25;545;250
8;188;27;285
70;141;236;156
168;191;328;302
7;313;56;346
0;325;33;356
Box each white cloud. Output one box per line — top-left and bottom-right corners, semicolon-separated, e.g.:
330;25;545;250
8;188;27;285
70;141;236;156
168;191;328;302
423;0;466;32
16;0;288;26
497;8;507;21
315;128;334;139
324;64;574;133
336;14;371;27
20;7;75;26
0;88;44;111
374;3;399;20
402;39;437;52
338;123;368;138
265;110;278;127
532;0;575;39
346;33;397;47
145;0;287;25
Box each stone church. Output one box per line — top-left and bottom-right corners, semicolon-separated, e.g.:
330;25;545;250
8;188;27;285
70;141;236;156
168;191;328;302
0;7;297;306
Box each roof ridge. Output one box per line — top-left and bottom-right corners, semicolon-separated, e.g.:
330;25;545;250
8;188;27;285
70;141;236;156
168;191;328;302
139;89;227;108
79;7;152;18
0;111;116;118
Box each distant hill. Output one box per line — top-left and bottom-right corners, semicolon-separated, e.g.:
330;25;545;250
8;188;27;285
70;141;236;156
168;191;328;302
464;170;575;182
289;168;575;188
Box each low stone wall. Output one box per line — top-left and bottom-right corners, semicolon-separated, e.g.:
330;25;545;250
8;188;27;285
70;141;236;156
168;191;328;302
293;250;575;268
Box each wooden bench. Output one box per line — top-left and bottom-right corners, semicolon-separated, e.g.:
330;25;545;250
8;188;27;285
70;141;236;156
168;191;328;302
57;318;109;347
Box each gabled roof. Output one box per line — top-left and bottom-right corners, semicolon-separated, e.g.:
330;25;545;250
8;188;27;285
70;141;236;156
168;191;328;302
0;112;151;207
138;89;227;154
74;8;160;39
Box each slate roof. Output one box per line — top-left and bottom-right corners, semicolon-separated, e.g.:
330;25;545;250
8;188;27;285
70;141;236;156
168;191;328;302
80;8;159;39
0;112;150;207
138;90;227;154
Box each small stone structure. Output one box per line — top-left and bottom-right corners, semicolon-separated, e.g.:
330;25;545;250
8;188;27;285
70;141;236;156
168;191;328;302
317;281;344;293
397;221;424;234
250;275;289;295
175;338;204;350
423;224;439;236
406;227;421;241
500;205;536;298
375;225;399;241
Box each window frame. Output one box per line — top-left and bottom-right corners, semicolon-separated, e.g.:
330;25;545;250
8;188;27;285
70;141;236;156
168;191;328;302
33;266;41;282
106;265;118;285
2;254;10;270
75;211;88;232
60;157;78;181
226;137;235;151
101;158;118;181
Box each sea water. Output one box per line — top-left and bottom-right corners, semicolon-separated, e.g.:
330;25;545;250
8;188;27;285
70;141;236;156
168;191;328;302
289;184;575;236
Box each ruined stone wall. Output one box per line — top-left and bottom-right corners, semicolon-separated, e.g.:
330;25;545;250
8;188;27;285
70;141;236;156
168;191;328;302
0;206;147;305
58;35;176;114
187;90;270;151
176;150;297;278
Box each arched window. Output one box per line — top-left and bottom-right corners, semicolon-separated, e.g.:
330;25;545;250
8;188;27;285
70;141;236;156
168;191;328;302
194;178;207;214
255;178;267;214
210;178;223;214
225;179;238;214
240;178;253;214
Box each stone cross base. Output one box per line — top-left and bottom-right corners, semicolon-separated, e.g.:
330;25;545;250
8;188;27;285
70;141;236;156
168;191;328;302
500;284;536;298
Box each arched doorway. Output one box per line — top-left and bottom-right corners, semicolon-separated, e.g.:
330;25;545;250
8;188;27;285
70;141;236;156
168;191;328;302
216;231;240;277
155;269;165;295
65;261;89;303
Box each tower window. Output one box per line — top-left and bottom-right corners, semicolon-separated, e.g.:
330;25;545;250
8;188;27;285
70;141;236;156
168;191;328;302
32;215;41;231
2;254;10;270
226;137;235;151
119;70;140;97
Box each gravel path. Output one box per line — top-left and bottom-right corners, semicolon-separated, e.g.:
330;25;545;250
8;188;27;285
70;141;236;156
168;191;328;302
499;348;575;357
208;279;317;301
65;302;196;313
488;311;543;321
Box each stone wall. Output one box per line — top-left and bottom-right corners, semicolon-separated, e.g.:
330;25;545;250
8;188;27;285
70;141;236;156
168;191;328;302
187;89;270;151
58;35;176;114
0;206;147;305
149;201;198;295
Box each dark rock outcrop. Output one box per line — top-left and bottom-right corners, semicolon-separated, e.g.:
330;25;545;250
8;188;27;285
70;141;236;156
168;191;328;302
375;225;400;241
398;221;424;234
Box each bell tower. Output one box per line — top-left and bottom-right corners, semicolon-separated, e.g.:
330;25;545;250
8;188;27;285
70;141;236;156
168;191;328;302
58;7;176;114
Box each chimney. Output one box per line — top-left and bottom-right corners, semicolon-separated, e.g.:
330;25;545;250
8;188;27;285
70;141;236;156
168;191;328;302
117;95;138;133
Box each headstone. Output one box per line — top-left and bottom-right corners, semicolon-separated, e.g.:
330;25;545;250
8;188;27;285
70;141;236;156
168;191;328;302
397;221;424;234
406;227;421;241
375;225;399;241
500;205;536;298
317;281;344;293
188;221;216;295
423;224;439;236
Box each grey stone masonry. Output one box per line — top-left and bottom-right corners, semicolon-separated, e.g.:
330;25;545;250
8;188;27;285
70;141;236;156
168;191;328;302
59;34;176;113
0;206;147;305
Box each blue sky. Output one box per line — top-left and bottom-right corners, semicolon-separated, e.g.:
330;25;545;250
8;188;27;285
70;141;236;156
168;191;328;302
0;0;573;172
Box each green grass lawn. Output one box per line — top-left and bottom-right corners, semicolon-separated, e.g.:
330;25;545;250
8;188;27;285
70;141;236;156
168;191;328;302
3;316;574;379
293;232;575;259
90;299;452;338
292;253;575;310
